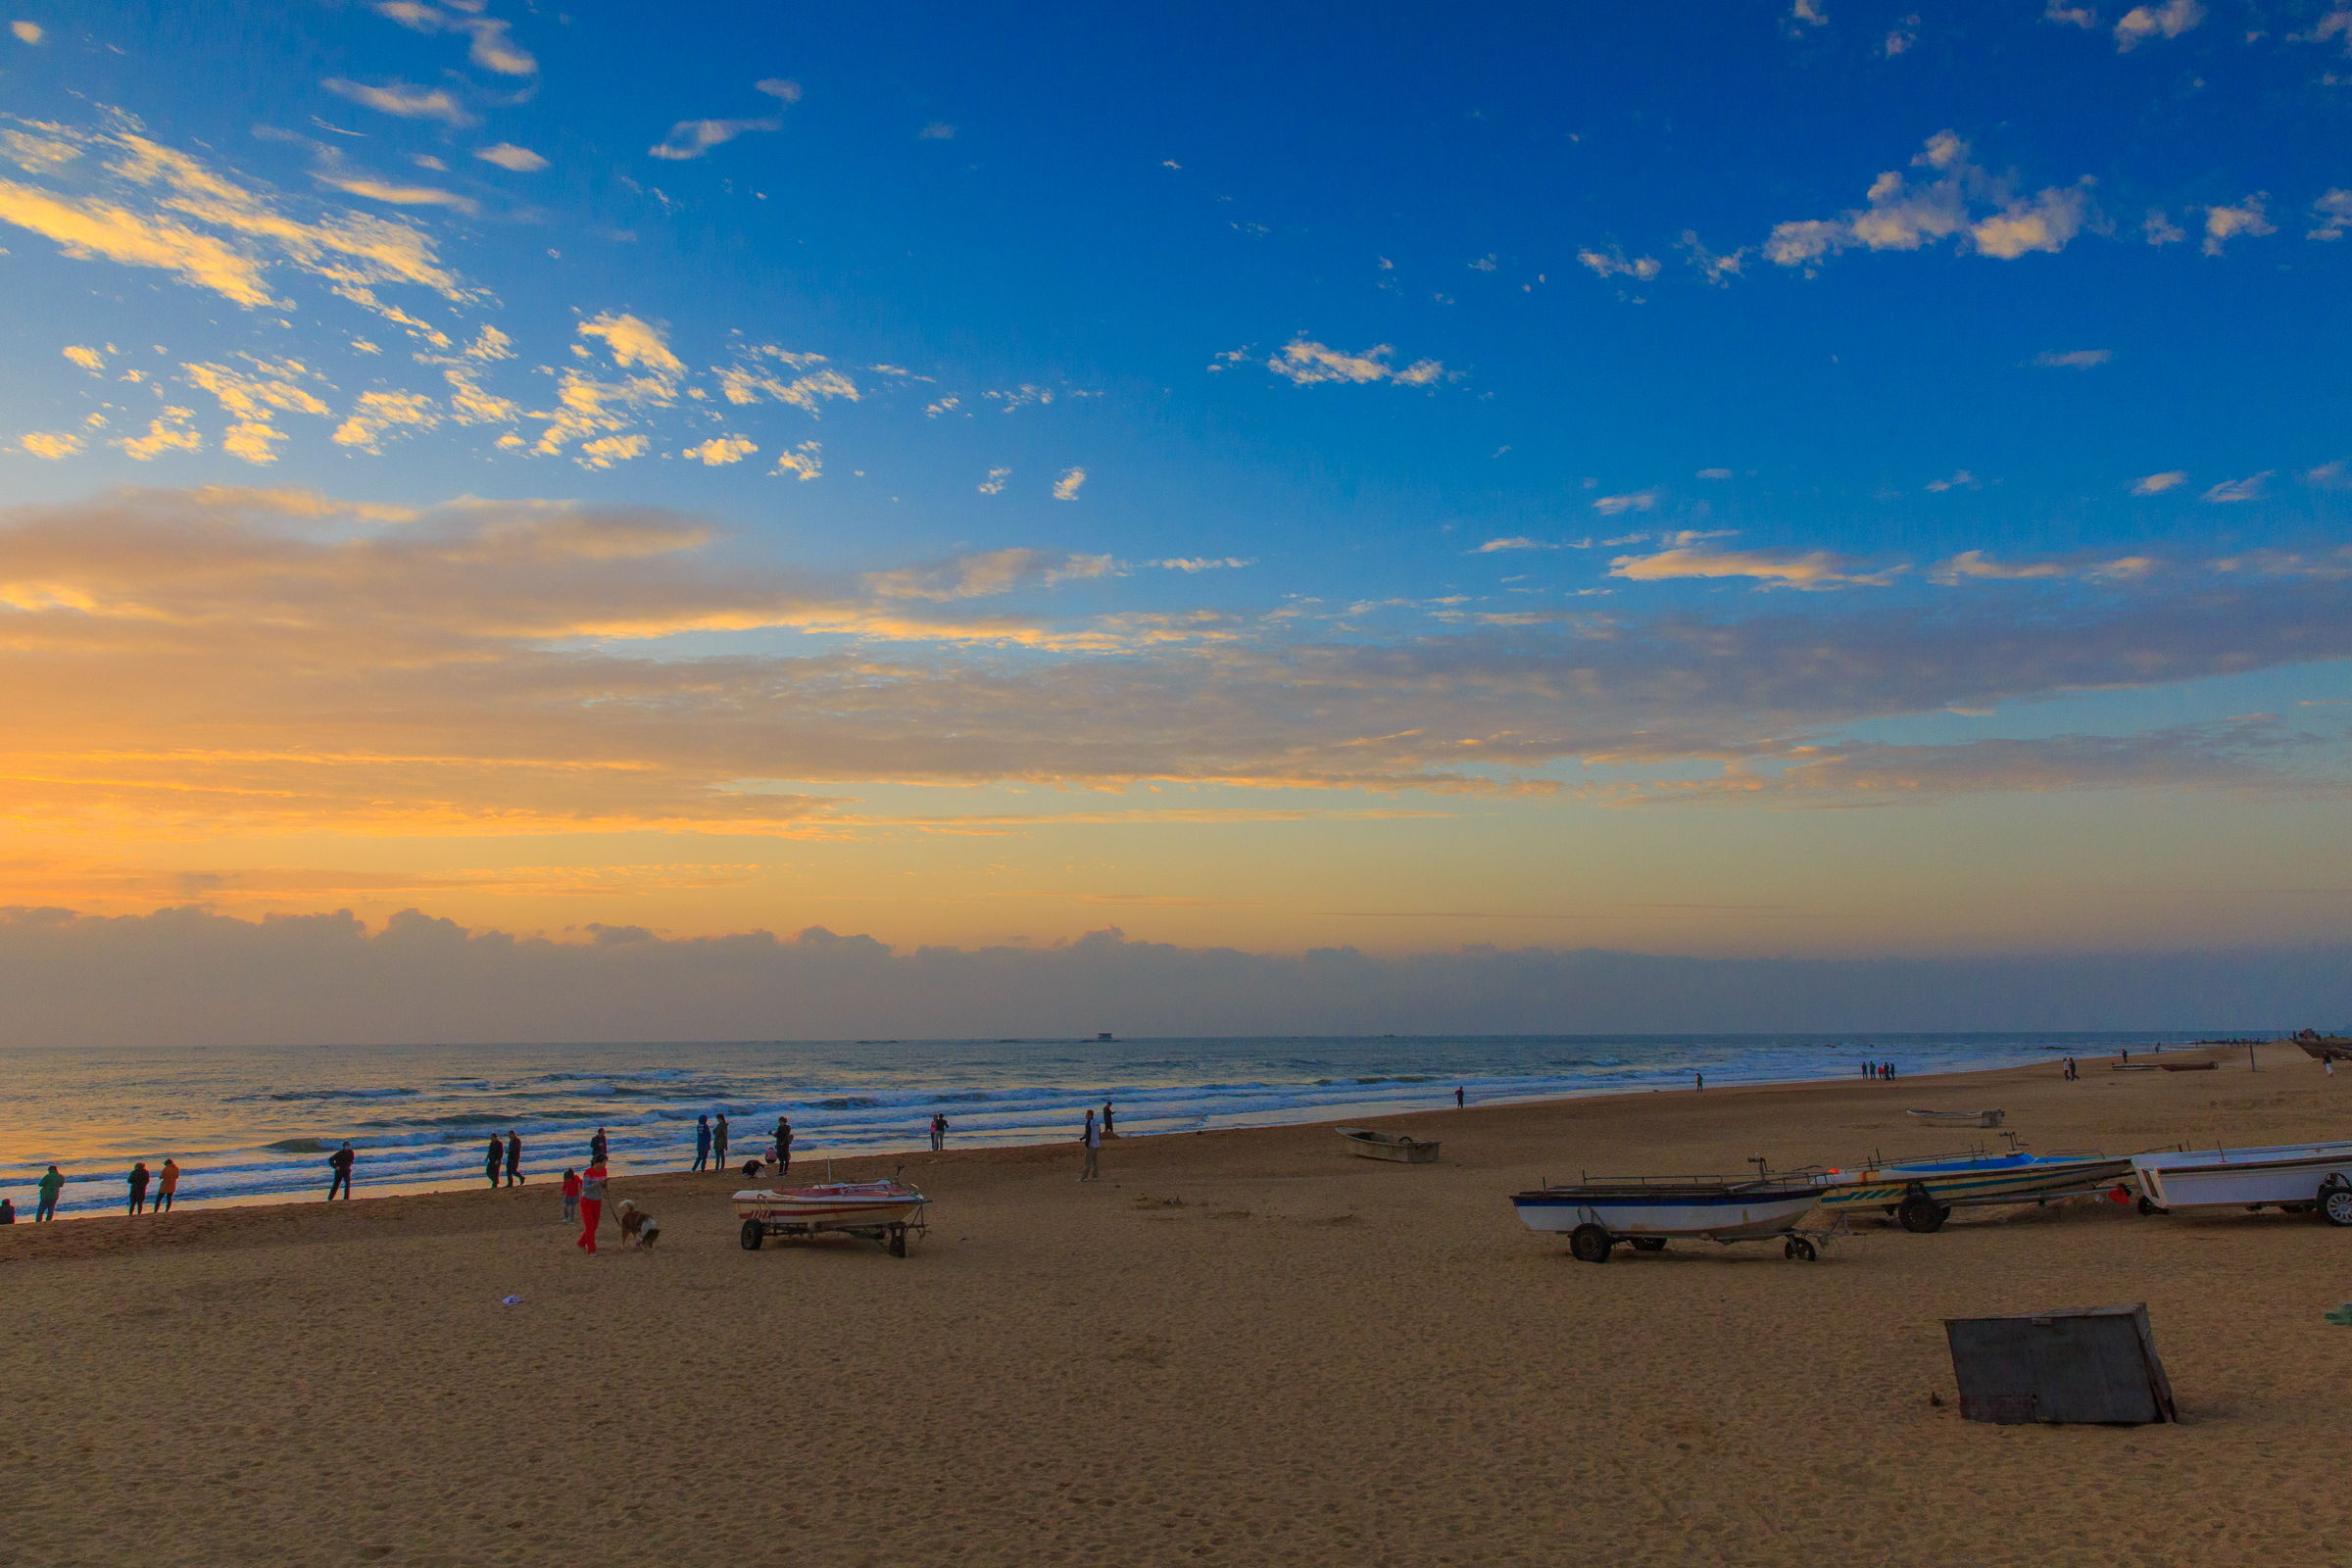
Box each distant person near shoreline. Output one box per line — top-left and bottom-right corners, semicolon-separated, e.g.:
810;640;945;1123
327;1142;355;1200
712;1114;729;1170
1080;1108;1101;1182
35;1164;64;1221
158;1158;179;1212
1102;1101;1116;1138
774;1116;793;1175
484;1136;503;1188
1456;1086;1465;1109
590;1127;609;1164
128;1161;150;1215
929;1112;949;1152
694;1115;711;1172
505;1131;523;1187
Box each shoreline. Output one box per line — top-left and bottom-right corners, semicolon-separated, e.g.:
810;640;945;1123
0;1040;2258;1248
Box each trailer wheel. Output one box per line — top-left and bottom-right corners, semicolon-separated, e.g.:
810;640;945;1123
2321;1179;2352;1229
1568;1224;1613;1263
1630;1237;1666;1252
1789;1237;1818;1262
2136;1196;2163;1217
1897;1194;1946;1234
888;1225;908;1258
740;1218;764;1250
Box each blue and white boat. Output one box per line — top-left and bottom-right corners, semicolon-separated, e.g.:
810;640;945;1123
1511;1176;1826;1263
1815;1148;2134;1232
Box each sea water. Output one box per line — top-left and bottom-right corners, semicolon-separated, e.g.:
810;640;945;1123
0;1031;2205;1216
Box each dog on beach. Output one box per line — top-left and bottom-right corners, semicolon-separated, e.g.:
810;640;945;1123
615;1198;661;1250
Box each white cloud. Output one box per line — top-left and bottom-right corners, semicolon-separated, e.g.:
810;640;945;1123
1053;466;1087;501
12;20;43;43
62;344;106;372
2043;3;2097;26
2114;0;2203;51
1885;14;1920;54
1695;467;1733;479
2202;195;2275;255
577;433;648;468
371;2;536;75
20;429;79;459
1766;131;2087;270
1676;231;1745;285
1473;537;1564;554
978;467;1009;495
183;356;334;465
771;439;821;481
1609;547;1903;591
2033;349;2112;368
1578;247;1660;281
578;313;684;376
1151;557;1255;572
1925;469;1981;492
2311;190;2352;241
1592;490;1656;515
312;168;479;214
682;435;757;466
755;79;803;103
1263;336;1446;387
331;389;439;453
2200;471;2270;504
2308;460;2350;491
2143;208;2186;245
918;122;956;140
413;155;447;172
650;118;782;161
322;78;475;127
1787;0;1828;29
713;345;859;416
2131;470;2186;495
475;143;548;172
1467;254;1497;271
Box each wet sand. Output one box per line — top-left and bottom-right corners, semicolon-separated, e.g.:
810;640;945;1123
4;1042;2347;1566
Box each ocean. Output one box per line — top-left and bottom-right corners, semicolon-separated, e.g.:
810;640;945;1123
1;1030;2213;1217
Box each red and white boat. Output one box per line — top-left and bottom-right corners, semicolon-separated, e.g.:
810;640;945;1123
735;1177;928;1256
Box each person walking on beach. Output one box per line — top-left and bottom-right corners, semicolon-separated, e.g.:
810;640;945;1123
157;1157;179;1212
35;1164;65;1221
505;1131;524;1187
127;1161;151;1216
1456;1086;1466;1109
1102;1100;1116;1138
577;1159;608;1256
562;1168;581;1226
1694;1071;1704;1093
327;1142;356;1200
484;1135;504;1188
774;1116;793;1175
590;1127;609;1164
713;1113;729;1171
694;1115;711;1173
1079;1108;1102;1182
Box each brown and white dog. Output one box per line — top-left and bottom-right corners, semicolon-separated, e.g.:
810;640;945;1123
614;1198;661;1249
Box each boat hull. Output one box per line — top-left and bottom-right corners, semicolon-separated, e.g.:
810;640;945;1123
734;1184;927;1230
1336;1127;1440;1163
1513;1189;1820;1240
2132;1143;2352;1209
1816;1152;2134;1211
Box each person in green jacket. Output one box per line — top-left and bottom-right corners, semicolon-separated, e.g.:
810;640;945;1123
35;1164;65;1221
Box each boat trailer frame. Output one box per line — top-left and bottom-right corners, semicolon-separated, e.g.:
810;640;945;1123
739;1209;927;1257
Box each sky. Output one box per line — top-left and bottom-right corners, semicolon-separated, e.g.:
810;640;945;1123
1;0;2349;1010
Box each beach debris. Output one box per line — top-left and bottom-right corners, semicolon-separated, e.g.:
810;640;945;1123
1943;1302;2177;1425
500;1294;523;1306
2325;1301;2352;1326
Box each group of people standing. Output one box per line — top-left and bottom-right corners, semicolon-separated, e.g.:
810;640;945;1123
483;1131;525;1187
1861;1060;1898;1080
691;1113;732;1172
2;1158;185;1223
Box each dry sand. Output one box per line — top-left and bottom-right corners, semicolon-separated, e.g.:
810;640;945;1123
5;1043;2349;1567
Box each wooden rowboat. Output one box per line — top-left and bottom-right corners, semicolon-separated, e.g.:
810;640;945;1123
1906;1108;2005;1128
1336;1126;1440;1163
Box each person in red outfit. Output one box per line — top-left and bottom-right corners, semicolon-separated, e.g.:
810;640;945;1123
577;1160;607;1255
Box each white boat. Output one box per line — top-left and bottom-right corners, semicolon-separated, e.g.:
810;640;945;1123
2132;1142;2352;1223
1336;1126;1440;1163
1815;1148;2136;1232
735;1177;929;1255
1511;1177;1827;1262
1905;1108;2004;1128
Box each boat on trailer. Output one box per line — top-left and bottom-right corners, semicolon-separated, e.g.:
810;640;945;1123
2132;1142;2352;1224
1511;1175;1832;1263
1814;1147;2136;1233
1336;1126;1441;1163
736;1174;928;1256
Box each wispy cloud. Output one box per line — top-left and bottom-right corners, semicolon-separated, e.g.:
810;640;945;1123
2033;349;2111;368
1884;13;1920;54
2312;190;2352;242
371;2;536;75
1578;246;1660;281
1592;490;1656;515
770;439;822;481
1609;547;1902;591
2202;194;2276;256
2043;3;2097;27
1924;469;1980;492
1786;0;1829;31
331;389;440;454
682;435;757;466
475;143;547;172
2132;470;2186;495
1151;557;1256;572
19;430;80;459
1676;231;1745;286
650;117;784;162
2113;0;2203;52
2201;471;2270;504
1765;131;2087;270
1054;466;1088;501
918;122;956;140
977;467;1010;495
12;21;42;43
1262;336;1446;387
322;78;475;126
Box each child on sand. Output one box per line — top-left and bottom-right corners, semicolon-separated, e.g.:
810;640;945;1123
562;1168;581;1225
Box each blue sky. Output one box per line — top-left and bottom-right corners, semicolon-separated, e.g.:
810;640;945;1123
0;0;2347;961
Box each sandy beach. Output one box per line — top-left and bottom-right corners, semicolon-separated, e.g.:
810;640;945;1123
5;1043;2348;1567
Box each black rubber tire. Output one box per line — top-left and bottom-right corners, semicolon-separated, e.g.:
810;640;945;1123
2136;1196;2161;1217
1791;1237;1818;1262
740;1218;763;1250
1568;1224;1612;1264
888;1226;908;1258
2321;1181;2352;1229
1630;1237;1667;1252
1784;1239;1796;1258
1897;1194;1944;1234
